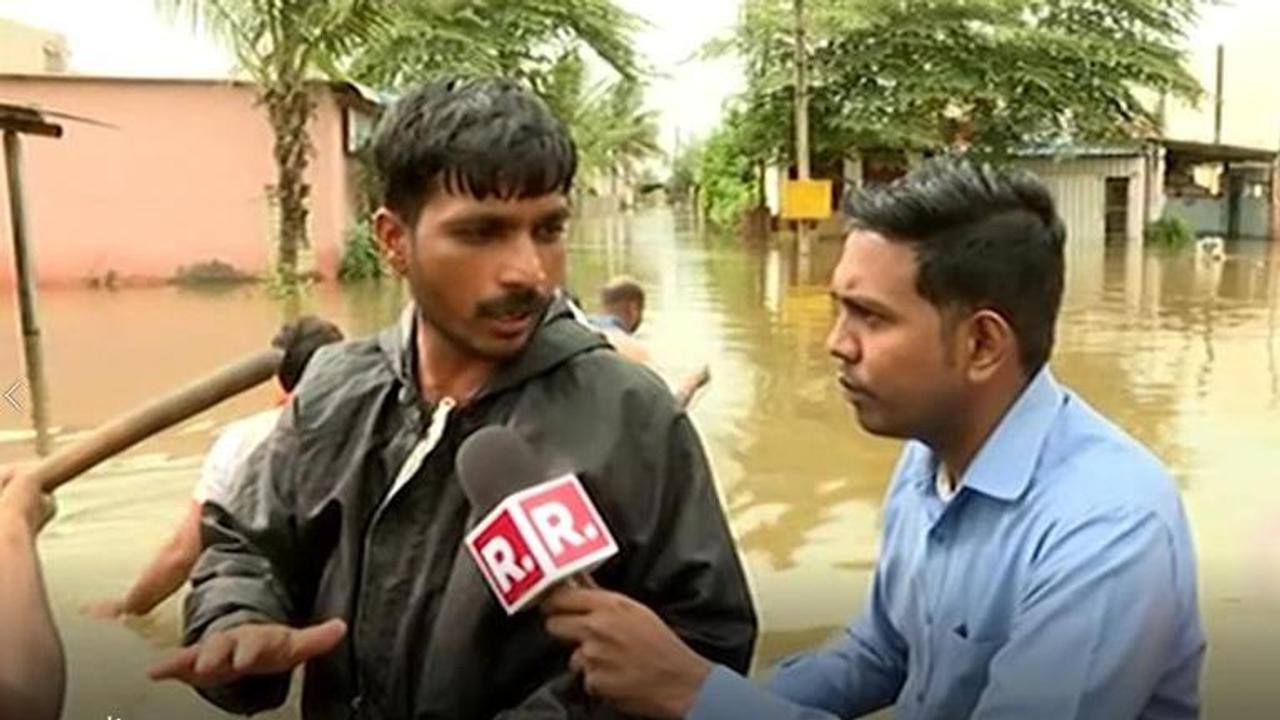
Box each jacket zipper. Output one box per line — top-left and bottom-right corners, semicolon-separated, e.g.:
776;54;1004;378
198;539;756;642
349;397;456;714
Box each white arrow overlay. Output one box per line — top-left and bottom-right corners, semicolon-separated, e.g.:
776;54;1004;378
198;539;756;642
3;379;24;412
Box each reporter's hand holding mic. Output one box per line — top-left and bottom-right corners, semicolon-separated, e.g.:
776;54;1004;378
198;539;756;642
457;427;715;718
457;426;620;612
542;582;714;719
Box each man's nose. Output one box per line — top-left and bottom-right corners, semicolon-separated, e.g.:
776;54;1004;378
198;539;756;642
498;233;548;287
826;319;860;365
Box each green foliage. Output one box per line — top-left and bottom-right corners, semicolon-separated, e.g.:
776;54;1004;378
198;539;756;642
160;1;648;286
696;111;761;229
173;259;256;285
158;0;393;291
571;80;661;185
1144;216;1195;250
349;0;642;91
532;52;661;185
667;140;701;201
158;0;391;87
339;219;386;282
347;1;652;194
710;0;1207;161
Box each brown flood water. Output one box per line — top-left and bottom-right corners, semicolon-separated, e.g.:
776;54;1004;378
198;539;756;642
2;207;1279;718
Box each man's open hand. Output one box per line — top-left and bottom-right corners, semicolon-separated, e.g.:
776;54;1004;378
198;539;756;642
148;619;346;688
543;587;712;719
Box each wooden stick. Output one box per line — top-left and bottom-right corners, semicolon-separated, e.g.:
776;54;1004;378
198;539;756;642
26;349;284;493
5;129;53;456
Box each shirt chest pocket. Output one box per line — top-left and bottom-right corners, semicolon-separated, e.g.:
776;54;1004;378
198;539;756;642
929;627;1003;715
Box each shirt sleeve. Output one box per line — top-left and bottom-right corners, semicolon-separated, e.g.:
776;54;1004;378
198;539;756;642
970;508;1198;719
690;666;842;720
763;566;908;717
687;558;908;720
184;402;306;715
193;427;243;505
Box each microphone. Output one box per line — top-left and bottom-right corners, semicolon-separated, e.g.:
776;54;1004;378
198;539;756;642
456;424;544;512
457;427;618;614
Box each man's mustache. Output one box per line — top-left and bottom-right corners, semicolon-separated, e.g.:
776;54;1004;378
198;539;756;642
477;288;550;319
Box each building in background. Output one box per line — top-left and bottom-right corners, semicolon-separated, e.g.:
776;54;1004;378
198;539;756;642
977;8;1280;248
762;3;1280;249
0;17;70;74
0;74;378;288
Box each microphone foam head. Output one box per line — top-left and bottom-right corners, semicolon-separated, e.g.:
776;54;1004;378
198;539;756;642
456;425;544;513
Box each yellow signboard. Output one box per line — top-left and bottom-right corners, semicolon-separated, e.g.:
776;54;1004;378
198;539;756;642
781;178;833;221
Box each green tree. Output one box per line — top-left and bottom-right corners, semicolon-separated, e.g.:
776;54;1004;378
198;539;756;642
667;138;702;203
349;0;652;201
693;0;1207;227
716;0;1205;159
159;0;391;292
578;78;662;195
696;108;763;228
349;0;641;93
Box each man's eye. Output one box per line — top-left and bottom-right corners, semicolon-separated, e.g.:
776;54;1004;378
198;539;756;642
456;226;496;243
844;302;884;326
536;224;567;243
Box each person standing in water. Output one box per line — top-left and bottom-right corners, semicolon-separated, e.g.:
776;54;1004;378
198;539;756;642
83;317;343;620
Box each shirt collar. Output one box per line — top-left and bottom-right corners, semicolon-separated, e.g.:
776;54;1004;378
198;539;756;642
903;367;1066;503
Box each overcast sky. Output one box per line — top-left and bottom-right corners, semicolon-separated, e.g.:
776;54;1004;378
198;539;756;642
0;0;743;151
0;0;1265;151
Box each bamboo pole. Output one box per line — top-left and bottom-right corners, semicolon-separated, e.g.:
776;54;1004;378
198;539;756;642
26;349;283;493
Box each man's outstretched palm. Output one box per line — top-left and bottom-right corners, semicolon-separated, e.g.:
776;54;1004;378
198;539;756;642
149;619;346;688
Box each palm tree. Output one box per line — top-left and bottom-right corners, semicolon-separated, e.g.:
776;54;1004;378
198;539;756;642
161;0;647;290
542;53;660;203
158;0;390;291
352;1;654;207
349;0;642;92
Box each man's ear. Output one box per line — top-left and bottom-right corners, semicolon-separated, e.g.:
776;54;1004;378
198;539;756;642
373;208;409;276
963;309;1016;383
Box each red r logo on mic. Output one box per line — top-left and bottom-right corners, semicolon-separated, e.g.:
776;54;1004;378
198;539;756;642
470;508;546;608
518;479;612;568
466;474;618;614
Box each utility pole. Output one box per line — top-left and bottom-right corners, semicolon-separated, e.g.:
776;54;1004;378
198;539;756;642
1213;44;1225;146
2;105;60;456
794;0;810;184
793;0;815;256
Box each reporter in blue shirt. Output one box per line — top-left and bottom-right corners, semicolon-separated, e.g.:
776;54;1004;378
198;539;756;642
543;158;1204;719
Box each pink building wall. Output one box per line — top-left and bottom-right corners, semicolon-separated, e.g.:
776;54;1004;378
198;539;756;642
0;75;369;288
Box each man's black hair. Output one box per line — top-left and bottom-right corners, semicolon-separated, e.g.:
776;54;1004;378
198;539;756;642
371;77;577;224
846;157;1066;373
271;316;344;392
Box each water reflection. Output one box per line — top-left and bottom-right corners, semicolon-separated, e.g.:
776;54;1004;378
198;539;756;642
2;208;1278;715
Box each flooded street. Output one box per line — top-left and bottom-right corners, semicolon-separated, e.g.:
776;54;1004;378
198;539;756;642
3;207;1279;717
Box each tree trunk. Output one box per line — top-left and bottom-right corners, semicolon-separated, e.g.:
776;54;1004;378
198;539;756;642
264;82;314;291
756;161;766;208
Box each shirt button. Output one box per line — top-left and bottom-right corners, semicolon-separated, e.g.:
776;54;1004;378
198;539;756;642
917;691;926;703
925;612;934;626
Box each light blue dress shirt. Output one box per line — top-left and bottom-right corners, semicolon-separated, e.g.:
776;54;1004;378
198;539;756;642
692;369;1204;719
